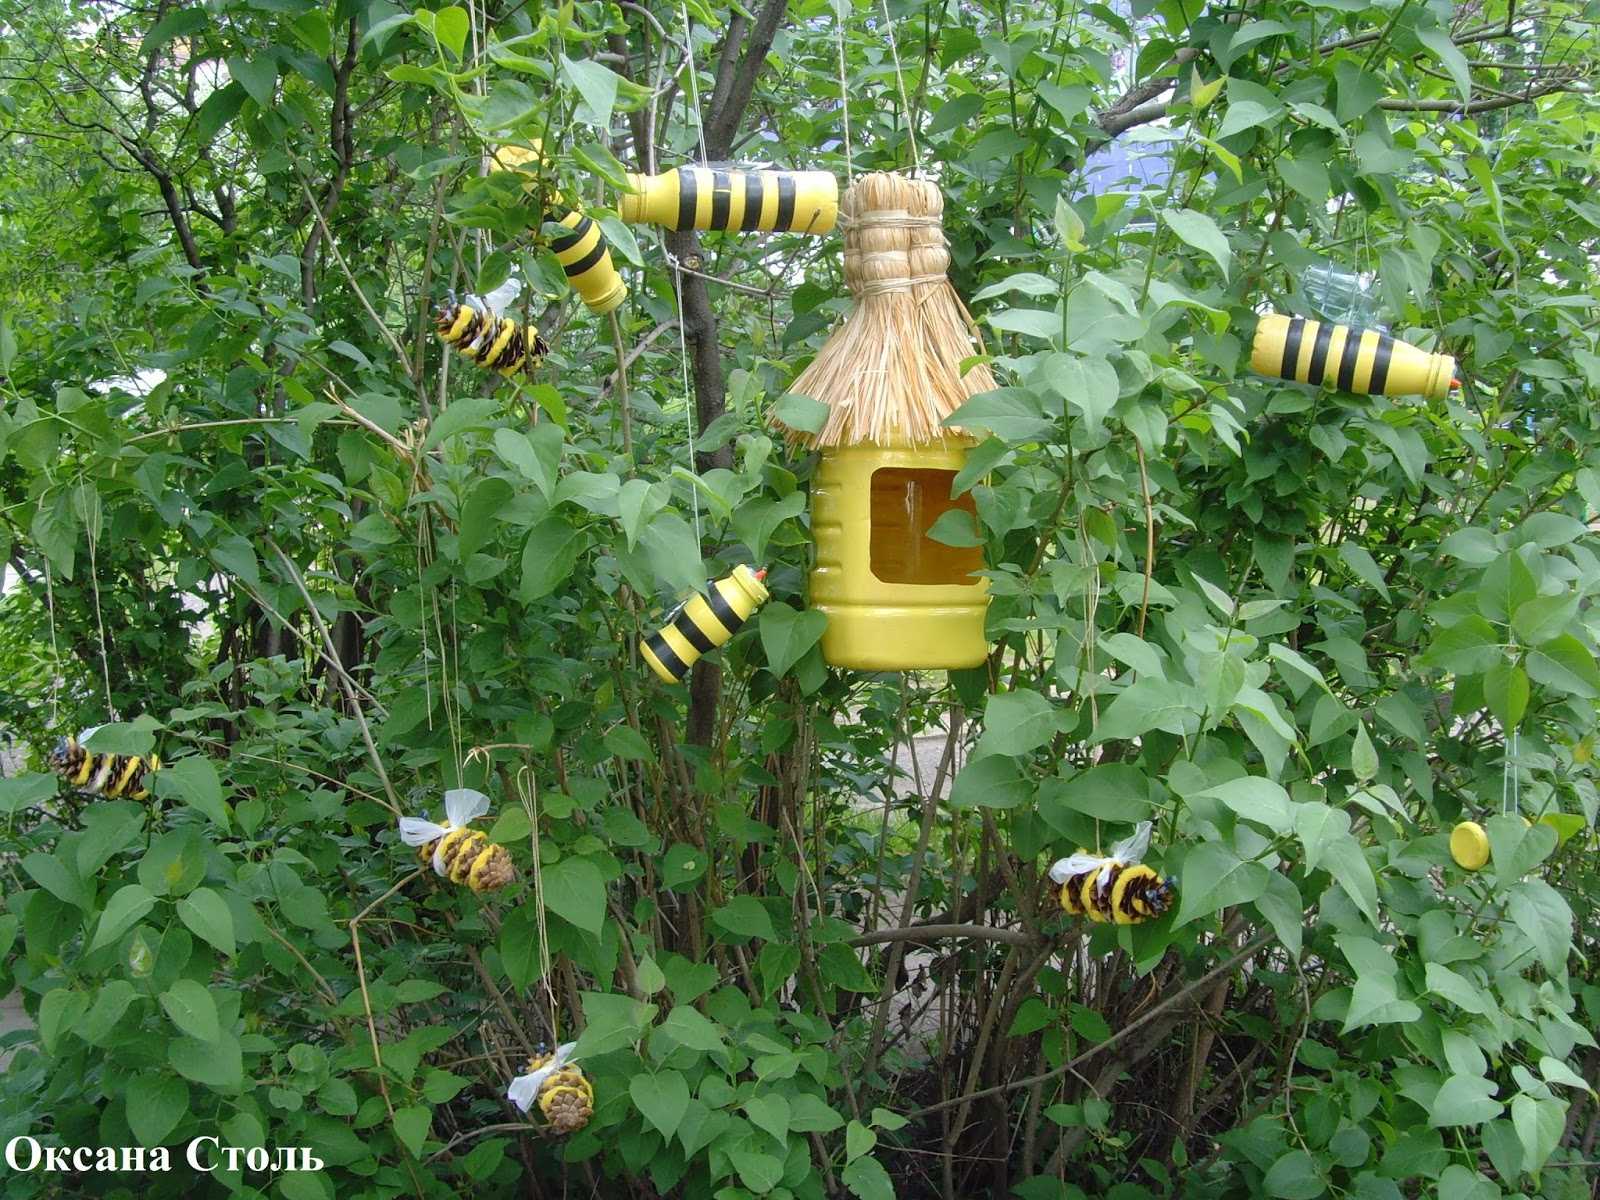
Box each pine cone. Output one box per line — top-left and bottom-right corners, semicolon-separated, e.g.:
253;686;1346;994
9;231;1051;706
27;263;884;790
541;1085;592;1134
471;845;516;892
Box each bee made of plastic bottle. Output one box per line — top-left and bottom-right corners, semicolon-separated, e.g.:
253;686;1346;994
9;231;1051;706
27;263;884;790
507;1041;594;1134
1249;312;1458;400
641;565;769;684
1048;822;1176;925
398;788;515;893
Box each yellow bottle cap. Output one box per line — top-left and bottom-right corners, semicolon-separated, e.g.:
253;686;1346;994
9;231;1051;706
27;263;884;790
1450;821;1489;871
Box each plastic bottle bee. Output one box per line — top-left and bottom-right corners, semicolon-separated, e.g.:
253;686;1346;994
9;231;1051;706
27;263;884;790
1048;822;1176;925
434;277;548;378
618;167;838;235
1249;312;1459;400
488;143;628;315
48;729;161;800
507;1041;593;1134
641;565;770;684
397;788;515;893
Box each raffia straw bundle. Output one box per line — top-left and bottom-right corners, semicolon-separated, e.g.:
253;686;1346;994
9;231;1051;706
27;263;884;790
777;172;996;449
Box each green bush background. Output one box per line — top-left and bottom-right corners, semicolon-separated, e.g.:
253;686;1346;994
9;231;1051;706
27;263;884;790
0;0;1597;1196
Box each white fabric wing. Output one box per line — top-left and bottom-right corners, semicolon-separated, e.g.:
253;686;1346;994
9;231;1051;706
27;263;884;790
443;788;491;828
505;1041;579;1113
479;276;523;316
1048;852;1105;884
1047;820;1154;893
397;816;447;848
1108;820;1153;865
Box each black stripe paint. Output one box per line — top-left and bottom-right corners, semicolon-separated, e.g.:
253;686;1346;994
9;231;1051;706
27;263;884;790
563;239;607;279
645;633;688;680
1306;321;1336;385
674;611;717;653
707;586;744;635
1279;317;1305;380
1335;329;1365;393
677;168;700;230
741;173;764;231
710;170;733;230
1368;334;1394;394
551;216;590;253
774;174;796;231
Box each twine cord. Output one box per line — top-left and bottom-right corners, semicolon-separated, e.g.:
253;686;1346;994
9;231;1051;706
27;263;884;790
878;0;921;171
836;3;854;181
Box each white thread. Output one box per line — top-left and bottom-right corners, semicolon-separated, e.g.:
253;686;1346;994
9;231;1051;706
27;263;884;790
679;1;710;166
878;0;921;171
836;5;854;181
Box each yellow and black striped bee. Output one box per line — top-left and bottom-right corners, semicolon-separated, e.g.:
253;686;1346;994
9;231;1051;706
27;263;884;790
397;788;515;893
47;734;161;800
641;565;770;685
434;279;548;378
1048;822;1176;926
507;1042;593;1134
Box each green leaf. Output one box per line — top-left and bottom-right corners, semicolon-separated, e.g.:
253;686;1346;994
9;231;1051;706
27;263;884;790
1350;721;1378;784
38;988;89;1053
1254;870;1304;958
140;6;208;55
631;1071;690;1140
393;1105;431;1156
160;979;220;1044
1042;764;1151;824
1512;1094;1565;1173
948;754;1030;810
1524;634;1600;698
1478;551;1538;622
423;397;499;451
519;517;585;600
1416;27;1471;106
457;476;513;560
80;980;137;1045
169;1033;243;1089
1263;1149;1325;1198
560;55;622;127
661;843;707;890
925;508;984;548
1192;775;1293;834
618;478;668;551
493;427;559;497
1430;1074;1503;1127
1418;616;1500;674
841;1154;895;1200
23;852;90;911
432;6;468;58
731;1144;785;1194
152;755;230;830
945;387;1054;442
572;992;657;1059
176;887;236;957
712;896;776;941
743;1093;791;1145
0;772;57;815
772;393;831;435
975;689;1061;757
846;1119;877;1161
126;1073;189;1146
1162;209;1232;279
1425;963;1491;1015
1174;843;1269;927
1511;593;1577;645
759;602;827;678
1483;658;1529;728
227;56;277;107
90;883;157;950
542;857;606;935
1506;879;1572;972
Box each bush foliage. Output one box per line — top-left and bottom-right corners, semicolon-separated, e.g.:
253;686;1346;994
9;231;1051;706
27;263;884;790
0;0;1597;1197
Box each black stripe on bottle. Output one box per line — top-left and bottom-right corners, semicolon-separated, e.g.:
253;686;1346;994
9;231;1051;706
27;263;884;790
645;633;688;680
563;239;607;279
1306;321;1336;385
677;169;699;230
710;170;732;230
707;586;744;635
552;216;590;253
1367;335;1394;394
774;174;796;231
673;611;717;653
1335;329;1365;393
741;174;764;230
1279;317;1305;379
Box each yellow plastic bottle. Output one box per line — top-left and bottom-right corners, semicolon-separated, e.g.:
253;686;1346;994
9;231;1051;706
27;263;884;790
618;167;838;235
642;566;770;684
809;440;989;670
1450;821;1490;870
1250;312;1458;400
488;143;628;315
551;212;626;315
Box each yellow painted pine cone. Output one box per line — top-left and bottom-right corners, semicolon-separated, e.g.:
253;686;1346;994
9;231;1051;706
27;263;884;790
1450;821;1489;870
526;1054;594;1134
422;827;516;892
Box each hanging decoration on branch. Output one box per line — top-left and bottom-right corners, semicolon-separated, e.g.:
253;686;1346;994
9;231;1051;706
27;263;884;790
48;728;161;800
1049;822;1177;925
434;278;548;378
618;166;838;235
641;565;769;684
508;1042;594;1134
772;172;993;671
488;142;629;315
1249;312;1459;400
398;788;515;893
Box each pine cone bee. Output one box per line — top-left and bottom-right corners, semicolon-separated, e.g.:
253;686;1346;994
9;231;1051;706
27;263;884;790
397;788;515;893
1048;821;1176;926
508;1042;593;1134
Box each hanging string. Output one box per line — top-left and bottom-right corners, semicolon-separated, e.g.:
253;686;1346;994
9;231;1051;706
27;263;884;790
835;5;854;182
679;1;710;166
877;0;921;173
670;0;709;562
518;764;559;1036
43;559;60;728
82;511;115;717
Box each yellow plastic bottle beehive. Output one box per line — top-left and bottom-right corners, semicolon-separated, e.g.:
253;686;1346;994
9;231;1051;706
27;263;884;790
809;440;989;670
1250;312;1457;400
618;168;838;235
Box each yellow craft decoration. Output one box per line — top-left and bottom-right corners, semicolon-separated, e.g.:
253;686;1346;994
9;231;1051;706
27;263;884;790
1250;312;1458;400
1450;820;1490;870
641;565;770;684
618;167;838;235
810;442;989;670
